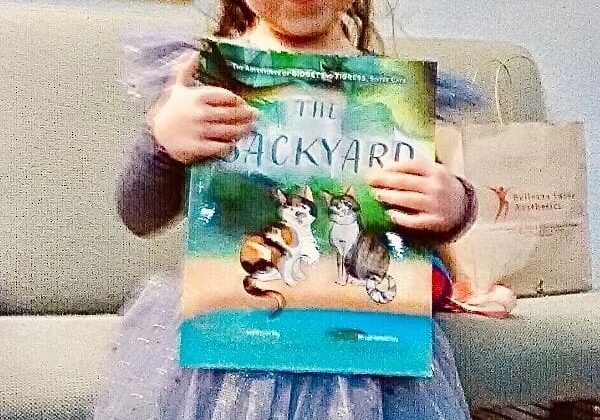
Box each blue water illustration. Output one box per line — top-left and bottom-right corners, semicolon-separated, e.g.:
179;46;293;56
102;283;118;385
180;309;432;377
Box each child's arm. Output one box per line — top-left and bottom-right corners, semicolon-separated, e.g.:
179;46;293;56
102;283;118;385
116;51;256;237
115;125;187;237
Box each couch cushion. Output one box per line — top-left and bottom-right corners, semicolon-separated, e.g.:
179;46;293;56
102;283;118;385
438;292;600;406
0;314;119;419
1;293;598;418
0;0;546;315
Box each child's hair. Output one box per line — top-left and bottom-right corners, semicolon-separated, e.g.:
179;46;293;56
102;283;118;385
213;0;384;54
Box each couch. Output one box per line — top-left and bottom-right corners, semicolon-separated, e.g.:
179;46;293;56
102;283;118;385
1;0;598;418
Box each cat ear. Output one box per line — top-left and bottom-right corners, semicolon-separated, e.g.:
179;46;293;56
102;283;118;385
300;186;314;202
274;189;287;205
344;186;356;199
321;190;333;206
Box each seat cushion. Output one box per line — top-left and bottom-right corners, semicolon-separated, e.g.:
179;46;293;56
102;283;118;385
1;293;598;418
438;292;600;406
0;315;119;419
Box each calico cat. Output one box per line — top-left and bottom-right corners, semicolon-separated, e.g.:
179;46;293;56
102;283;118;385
324;187;397;304
240;186;319;312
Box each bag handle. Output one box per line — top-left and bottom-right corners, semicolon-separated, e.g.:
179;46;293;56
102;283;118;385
471;58;511;126
471;54;538;126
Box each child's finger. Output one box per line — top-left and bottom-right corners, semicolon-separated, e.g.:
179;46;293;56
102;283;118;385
192;141;235;161
199;122;254;142
168;140;233;164
367;171;427;193
372;189;430;212
381;157;432;176
387;209;439;230
198;105;257;124
195;87;246;107
171;50;200;87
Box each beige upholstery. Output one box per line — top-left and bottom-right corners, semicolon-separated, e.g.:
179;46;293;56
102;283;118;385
2;294;598;417
0;1;596;418
0;315;120;419
0;1;190;315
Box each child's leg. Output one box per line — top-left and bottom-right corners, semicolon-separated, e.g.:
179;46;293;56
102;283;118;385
380;321;471;420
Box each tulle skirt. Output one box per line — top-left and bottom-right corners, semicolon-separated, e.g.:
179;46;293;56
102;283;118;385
94;270;471;420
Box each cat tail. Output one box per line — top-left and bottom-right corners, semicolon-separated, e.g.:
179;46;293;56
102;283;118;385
243;276;287;316
366;274;397;304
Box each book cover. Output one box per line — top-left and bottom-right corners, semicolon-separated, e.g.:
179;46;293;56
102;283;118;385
180;38;436;377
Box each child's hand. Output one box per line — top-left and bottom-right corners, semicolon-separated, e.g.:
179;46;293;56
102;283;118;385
149;50;258;164
367;159;467;234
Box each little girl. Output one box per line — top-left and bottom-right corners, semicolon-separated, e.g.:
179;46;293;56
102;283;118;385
95;0;481;418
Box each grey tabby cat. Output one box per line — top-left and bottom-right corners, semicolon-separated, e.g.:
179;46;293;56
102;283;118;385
323;187;397;304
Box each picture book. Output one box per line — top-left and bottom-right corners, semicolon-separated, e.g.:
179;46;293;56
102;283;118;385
180;38;436;377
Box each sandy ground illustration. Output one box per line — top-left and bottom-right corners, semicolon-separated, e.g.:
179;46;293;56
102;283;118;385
182;256;431;318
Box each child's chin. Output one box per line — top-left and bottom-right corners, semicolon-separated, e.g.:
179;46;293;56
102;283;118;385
275;15;335;38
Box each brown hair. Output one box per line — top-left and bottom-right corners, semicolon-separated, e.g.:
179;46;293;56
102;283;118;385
213;0;384;54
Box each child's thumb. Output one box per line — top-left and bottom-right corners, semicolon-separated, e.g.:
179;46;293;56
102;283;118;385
171;50;199;87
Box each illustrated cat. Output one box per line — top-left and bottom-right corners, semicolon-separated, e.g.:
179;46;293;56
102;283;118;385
240;186;319;312
324;187;397;304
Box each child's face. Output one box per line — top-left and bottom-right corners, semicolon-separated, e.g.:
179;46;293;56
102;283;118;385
244;0;353;39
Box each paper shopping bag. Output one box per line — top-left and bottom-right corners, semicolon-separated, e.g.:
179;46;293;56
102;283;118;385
450;122;591;297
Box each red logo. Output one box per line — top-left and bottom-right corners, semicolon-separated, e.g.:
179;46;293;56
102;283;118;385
488;186;511;222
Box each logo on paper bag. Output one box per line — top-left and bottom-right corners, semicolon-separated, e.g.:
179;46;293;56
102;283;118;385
488;186;511;222
486;185;578;224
